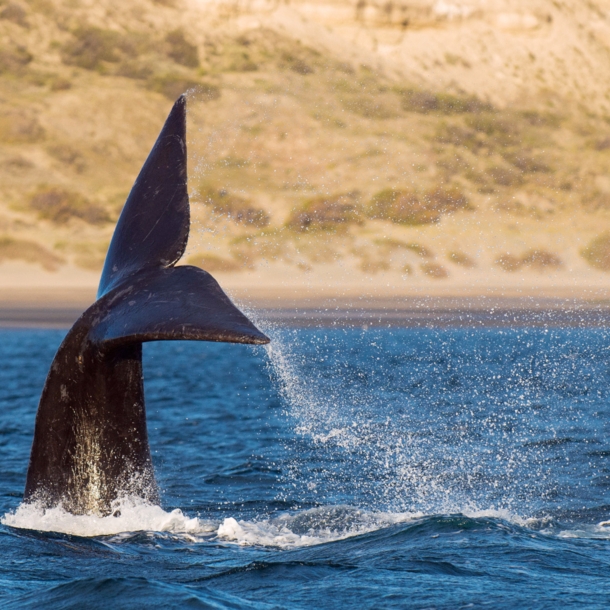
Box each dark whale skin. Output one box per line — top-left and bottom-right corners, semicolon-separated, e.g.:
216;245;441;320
23;95;269;515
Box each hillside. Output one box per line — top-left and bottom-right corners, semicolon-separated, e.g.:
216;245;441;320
0;0;610;301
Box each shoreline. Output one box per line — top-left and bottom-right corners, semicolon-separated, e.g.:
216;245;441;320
2;289;610;329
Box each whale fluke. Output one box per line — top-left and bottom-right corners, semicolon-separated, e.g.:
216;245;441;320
24;96;269;515
98;95;190;298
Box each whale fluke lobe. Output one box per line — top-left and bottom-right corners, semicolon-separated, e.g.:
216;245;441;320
24;96;270;515
98;95;189;298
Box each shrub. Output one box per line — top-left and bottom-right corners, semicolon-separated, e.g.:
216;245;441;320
0;236;63;271
286;193;362;232
342;95;395;119
61;27;135;71
448;251;475;267
496;249;562;272
203;188;269;228
465;113;518;146
48;144;86;172
0;109;44;143
0;45;32;73
368;186;469;225
503;151;552;173
487;166;522;187
28;186;110;225
434;123;483;152
0;3;28;27
421;262;449;278
582;234;610;271
281;52;314;75
165;29;199;68
400;88;492;114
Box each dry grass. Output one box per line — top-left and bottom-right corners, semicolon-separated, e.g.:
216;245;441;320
399;89;492;115
448;251;476;267
28;186;110;225
0;109;44;143
165;29;199;68
368;186;469;225
582;234;610;271
496;250;562;272
420;262;449;279
0;236;64;271
202;188;269;227
287;193;362;232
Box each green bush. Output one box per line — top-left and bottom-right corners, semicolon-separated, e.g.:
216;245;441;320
286;193;362;232
28;186;110;225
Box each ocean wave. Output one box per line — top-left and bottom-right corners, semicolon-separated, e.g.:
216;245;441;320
5;498;610;546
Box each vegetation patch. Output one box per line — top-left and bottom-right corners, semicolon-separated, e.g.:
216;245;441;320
0;45;32;74
287;193;363;232
203;188;269;227
421;262;449;278
165;29;199;68
47;144;86;172
399;89;492;115
0;3;29;28
28;186;110;225
0;236;63;271
582;234;610;271
448;251;475;267
496;249;562;272
0;109;44;143
487;165;523;187
368;186;469;225
62;27;137;71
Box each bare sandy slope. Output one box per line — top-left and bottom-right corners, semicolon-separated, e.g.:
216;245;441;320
0;0;609;307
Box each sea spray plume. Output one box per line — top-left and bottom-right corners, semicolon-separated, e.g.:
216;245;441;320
259;326;561;515
23;95;269;516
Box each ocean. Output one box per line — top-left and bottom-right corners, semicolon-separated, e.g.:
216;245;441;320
1;320;610;608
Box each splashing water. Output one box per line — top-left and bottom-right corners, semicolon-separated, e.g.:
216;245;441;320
259;325;597;518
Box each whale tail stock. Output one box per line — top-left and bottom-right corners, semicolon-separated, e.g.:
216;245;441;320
24;96;269;515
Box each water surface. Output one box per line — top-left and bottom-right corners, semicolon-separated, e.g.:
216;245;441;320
1;325;610;608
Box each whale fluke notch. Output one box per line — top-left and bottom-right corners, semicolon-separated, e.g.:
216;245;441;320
23;95;270;515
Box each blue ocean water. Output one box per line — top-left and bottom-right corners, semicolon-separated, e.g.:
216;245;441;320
1;323;610;608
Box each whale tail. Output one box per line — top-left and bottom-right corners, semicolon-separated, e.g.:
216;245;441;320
24;96;269;515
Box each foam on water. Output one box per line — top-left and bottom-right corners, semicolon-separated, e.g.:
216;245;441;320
1;497;212;538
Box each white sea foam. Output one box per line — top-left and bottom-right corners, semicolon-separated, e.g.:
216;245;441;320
2;500;423;547
7;499;604;544
217;506;423;548
1;497;214;538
